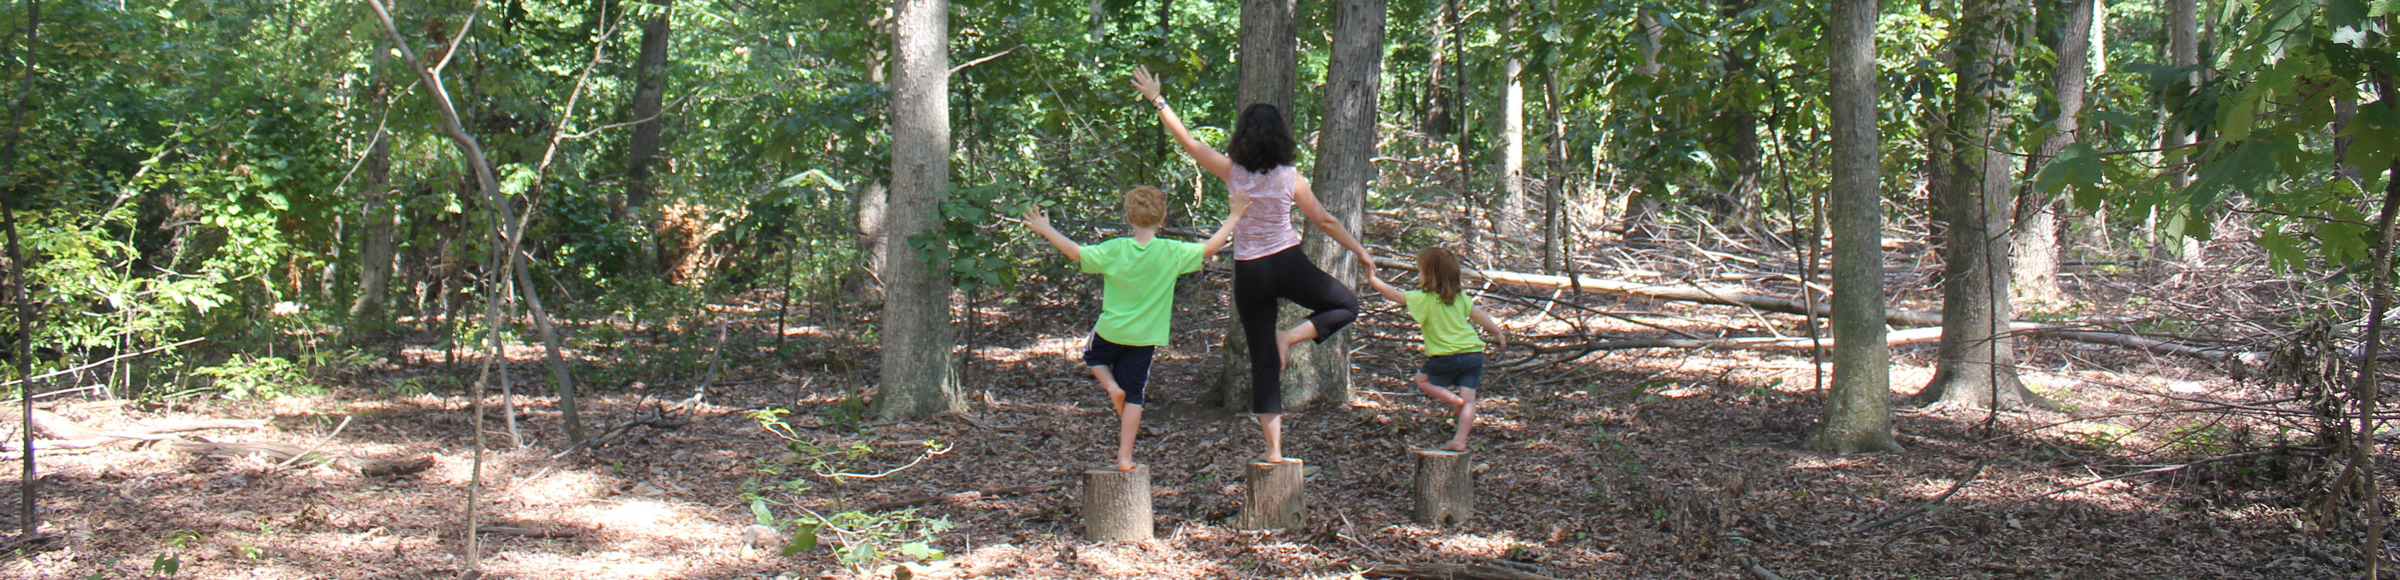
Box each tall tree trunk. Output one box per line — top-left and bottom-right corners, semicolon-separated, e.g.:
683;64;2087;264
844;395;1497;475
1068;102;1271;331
2011;0;2092;306
2152;0;2199;260
874;0;964;419
1449;0;1476;258
4;0;41;538
1621;9;1666;243
1424;1;1452;138
1296;0;1387;411
1217;0;1315;411
1807;0;1901;454
1542;39;1566;274
1712;0;1762;233
1497;0;1527;246
350;42;399;324
625;0;672;271
1913;0;2045;409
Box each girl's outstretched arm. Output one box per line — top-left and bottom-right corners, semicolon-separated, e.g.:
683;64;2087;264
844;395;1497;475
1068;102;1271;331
1021;207;1082;262
1290;177;1375;273
1132;66;1233;181
1364;273;1407;305
1469;304;1508;353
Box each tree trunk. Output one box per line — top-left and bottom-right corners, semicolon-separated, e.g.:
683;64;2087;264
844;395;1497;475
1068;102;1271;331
2012;0;2093;306
1424;0;1453;138
1218;0;1315;411
1291;0;1386;410
2151;0;2198;259
1712;0;1762;233
1497;0;1527;246
875;0;965;420
1542;40;1567;275
1806;0;1901;454
847;180;888;299
349;49;398;324
1913;0;2045;409
1082;465;1153;541
1411;449;1474;525
623;0;671;226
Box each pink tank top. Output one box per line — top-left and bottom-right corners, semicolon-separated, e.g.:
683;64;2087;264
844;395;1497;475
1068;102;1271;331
1229;165;1304;261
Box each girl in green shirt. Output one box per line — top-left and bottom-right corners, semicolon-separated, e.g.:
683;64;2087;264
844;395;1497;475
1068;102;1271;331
1365;246;1509;452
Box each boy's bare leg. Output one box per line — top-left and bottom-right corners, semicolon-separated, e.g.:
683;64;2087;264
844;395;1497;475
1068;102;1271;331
1257;413;1286;463
1442;388;1477;452
1117;404;1142;471
1414;373;1464;409
1089;365;1126;415
1273;322;1320;372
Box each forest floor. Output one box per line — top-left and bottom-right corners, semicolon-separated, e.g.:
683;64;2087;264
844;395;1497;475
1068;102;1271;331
0;235;2384;579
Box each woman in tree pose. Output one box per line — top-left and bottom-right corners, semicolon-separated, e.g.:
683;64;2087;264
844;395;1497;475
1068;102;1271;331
1131;66;1376;464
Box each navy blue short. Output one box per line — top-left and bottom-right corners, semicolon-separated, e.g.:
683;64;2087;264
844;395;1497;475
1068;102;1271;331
1419;352;1485;391
1082;335;1156;406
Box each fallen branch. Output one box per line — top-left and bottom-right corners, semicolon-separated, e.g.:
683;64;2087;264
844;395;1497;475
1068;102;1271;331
1987;447;2316;508
549;397;695;459
1361;563;1571;580
167;438;433;477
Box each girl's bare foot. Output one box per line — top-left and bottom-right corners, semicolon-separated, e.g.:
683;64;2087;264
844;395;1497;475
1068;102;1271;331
1117;460;1137;472
1440;440;1468;452
1258;452;1285;464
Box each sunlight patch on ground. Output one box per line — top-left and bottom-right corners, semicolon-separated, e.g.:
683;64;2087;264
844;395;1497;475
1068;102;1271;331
1074;540;1224;578
1421;530;1535;559
485;549;689;579
511;470;610;506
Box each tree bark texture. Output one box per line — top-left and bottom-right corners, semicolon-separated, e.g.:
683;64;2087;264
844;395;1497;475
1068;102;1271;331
350;42;398;324
1916;0;2043;409
1218;0;1318;411
1290;0;1387;411
3;0;39;537
2011;0;2093;306
1806;0;1902;454
848;180;888;299
1498;0;1527;243
1082;465;1153;541
875;0;965;420
1423;1;1452;138
1236;459;1306;530
623;0;671;221
1411;449;1474;525
2153;0;2202;259
1542;45;1567;274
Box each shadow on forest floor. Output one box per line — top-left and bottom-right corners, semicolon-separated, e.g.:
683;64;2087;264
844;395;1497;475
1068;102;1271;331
1;269;2376;580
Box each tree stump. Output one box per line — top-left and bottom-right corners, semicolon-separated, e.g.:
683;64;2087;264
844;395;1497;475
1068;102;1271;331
1411;449;1474;526
1235;459;1306;530
1082;465;1152;541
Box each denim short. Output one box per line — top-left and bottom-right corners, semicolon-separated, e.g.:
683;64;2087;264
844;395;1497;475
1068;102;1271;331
1419;351;1485;391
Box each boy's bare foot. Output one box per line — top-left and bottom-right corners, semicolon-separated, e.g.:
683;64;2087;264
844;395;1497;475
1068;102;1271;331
1440;440;1468;452
1106;385;1127;415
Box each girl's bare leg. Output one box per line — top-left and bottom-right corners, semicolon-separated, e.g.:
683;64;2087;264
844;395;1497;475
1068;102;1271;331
1443;388;1478;452
1415;373;1463;409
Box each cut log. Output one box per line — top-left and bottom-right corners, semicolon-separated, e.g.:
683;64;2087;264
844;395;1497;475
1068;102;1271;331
1362;563;1570;580
1082;465;1153;541
1235;459;1306;530
1411;449;1474;526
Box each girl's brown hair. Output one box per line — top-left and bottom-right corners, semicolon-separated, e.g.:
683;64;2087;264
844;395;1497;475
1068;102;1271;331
1417;246;1463;305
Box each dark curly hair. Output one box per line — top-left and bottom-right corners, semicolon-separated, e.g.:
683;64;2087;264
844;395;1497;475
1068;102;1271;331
1227;103;1295;174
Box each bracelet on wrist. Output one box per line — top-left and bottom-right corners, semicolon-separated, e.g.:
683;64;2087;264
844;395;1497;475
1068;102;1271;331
1153;99;1169;109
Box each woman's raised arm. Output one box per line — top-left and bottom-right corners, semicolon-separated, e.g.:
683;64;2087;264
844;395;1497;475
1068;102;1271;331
1131;66;1232;181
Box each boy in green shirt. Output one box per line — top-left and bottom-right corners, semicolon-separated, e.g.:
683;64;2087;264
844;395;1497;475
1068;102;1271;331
1022;186;1239;471
1365;246;1508;452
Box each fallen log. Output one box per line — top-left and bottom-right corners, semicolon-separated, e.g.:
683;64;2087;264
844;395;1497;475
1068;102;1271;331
167;438;434;477
1383;258;2266;364
3;407;268;449
1362;563;1570;580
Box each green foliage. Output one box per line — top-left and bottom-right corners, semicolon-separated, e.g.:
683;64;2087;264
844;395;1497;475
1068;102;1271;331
191;355;320;400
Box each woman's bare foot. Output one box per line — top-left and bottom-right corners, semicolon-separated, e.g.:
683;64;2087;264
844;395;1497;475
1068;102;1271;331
1273;329;1297;371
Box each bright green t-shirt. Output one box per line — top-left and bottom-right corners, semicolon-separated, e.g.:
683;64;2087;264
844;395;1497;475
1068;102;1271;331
1405;290;1486;356
1080;237;1206;347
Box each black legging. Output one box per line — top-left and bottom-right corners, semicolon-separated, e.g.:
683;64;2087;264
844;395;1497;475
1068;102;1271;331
1232;245;1359;414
